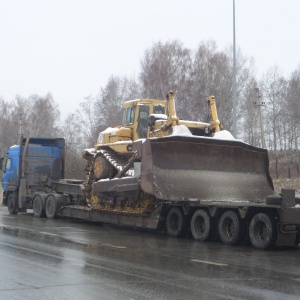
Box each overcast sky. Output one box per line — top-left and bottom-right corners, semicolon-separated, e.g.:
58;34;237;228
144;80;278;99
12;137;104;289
1;0;299;118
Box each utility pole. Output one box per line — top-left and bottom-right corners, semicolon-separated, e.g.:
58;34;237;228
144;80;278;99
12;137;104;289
232;0;237;138
254;88;266;148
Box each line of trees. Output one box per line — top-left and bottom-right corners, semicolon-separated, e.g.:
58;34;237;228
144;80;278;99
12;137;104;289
0;39;299;179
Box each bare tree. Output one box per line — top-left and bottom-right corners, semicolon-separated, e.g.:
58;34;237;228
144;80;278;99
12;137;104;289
262;65;287;178
286;68;300;148
121;76;142;100
285;67;300;176
239;77;261;147
75;95;100;148
94;75;141;130
27;93;60;137
95;76;125;129
0;93;61;155
191;40;231;124
0;98;16;154
60;113;85;179
191;41;256;133
140;40;193;118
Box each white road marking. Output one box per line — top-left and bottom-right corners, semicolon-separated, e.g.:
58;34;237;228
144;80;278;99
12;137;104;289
39;232;59;236
0;224;14;229
191;259;228;266
101;243;126;249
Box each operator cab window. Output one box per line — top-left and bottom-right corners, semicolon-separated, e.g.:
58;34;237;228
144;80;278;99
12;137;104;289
153;105;165;114
126;106;135;125
121;108;126;125
137;106;150;138
121;106;135;125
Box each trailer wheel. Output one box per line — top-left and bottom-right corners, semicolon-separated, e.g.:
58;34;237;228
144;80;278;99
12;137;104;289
218;210;243;245
45;195;57;219
249;213;276;249
191;209;211;242
7;193;18;215
166;207;185;237
33;195;45;218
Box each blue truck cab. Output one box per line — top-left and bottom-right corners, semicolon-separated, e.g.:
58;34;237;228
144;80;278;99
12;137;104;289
2;138;65;213
2;145;20;193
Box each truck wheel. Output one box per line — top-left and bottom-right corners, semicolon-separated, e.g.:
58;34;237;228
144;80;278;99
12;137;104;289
218;210;243;245
7;193;18;215
45;195;57;219
33;195;45;218
249;213;276;249
191;209;211;242
166;207;185;237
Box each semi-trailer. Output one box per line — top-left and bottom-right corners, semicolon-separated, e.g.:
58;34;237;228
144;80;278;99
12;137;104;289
2;93;300;249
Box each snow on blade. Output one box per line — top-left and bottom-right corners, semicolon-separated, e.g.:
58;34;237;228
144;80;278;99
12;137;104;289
213;130;236;141
171;125;192;136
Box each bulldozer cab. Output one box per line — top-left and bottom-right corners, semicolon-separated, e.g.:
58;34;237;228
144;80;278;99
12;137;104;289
121;99;167;140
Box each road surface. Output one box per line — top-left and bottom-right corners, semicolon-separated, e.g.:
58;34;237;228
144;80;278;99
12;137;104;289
0;206;300;299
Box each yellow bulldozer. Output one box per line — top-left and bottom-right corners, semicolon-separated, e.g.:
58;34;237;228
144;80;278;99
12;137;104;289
82;92;227;209
82;91;273;215
83;92;220;176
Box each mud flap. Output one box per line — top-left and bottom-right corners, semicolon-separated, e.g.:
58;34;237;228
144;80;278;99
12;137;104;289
276;224;297;247
18;178;27;209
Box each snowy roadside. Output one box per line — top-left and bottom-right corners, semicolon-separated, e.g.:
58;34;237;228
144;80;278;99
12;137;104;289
273;178;300;197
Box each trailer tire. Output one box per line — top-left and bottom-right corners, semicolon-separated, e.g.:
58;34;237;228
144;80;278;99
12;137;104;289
218;210;243;245
45;195;57;219
166;207;185;237
191;209;211;242
249;213;276;250
7;193;18;215
33;195;45;218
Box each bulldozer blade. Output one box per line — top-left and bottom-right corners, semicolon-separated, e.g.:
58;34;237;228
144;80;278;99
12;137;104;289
135;136;274;203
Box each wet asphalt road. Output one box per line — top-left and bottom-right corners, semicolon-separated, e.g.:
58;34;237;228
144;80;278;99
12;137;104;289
0;206;300;300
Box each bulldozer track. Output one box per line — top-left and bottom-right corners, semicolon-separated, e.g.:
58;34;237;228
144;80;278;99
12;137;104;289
88;190;155;215
85;147;143;214
100;148;129;173
87;200;155;215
